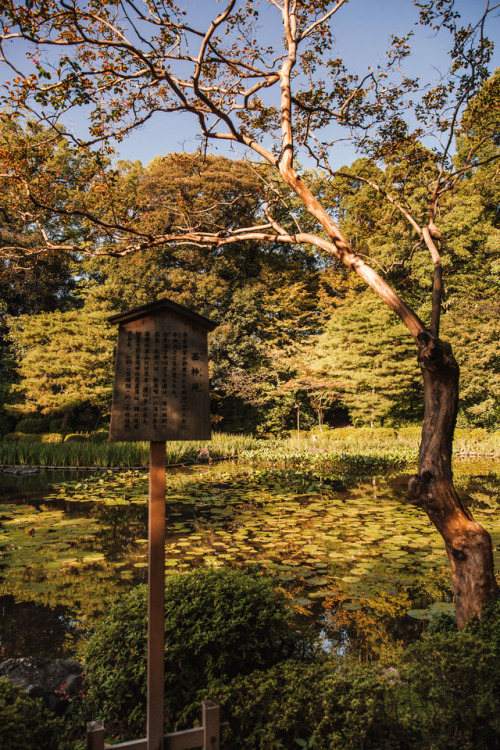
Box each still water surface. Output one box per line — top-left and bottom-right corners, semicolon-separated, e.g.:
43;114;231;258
1;460;498;659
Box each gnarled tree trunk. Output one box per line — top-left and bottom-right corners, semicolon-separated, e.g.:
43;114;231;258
407;331;498;629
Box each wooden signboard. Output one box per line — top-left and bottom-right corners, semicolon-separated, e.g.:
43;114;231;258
109;299;216;442
106;299;216;750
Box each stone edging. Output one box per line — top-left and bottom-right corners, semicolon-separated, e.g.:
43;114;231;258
0;657;84;714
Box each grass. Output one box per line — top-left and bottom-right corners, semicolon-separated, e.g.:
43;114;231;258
0;427;497;468
0;432;257;468
241;427;500;472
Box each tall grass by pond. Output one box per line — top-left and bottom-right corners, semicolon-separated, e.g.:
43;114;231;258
241;427;500;471
1;427;497;468
0;432;256;468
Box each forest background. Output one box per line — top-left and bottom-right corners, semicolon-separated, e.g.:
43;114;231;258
0;136;498;439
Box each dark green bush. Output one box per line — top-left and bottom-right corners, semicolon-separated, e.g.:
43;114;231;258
0;678;63;750
199;596;500;749
82;569;314;739
205;621;500;750
402;628;500;749
466;594;500;646
88;429;109;444
3;432;41;443
15;416;51;434
204;660;409;750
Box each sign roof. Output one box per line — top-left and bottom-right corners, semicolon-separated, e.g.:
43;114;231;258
108;297;217;331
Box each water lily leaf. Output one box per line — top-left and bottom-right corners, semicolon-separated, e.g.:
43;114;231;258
292;597;312;607
406;609;431;620
308;577;329;586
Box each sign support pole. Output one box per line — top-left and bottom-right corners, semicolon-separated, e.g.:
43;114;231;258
147;441;166;750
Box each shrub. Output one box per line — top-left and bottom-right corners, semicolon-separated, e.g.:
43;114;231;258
205;600;500;750
466;594;500;646
88;430;109;444
82;569;314;739
15;417;51;434
40;433;64;444
0;678;63;750
402;629;500;749
306;426;335;437
63;433;89;443
396;426;421;439
203;661;409;750
2;432;41;443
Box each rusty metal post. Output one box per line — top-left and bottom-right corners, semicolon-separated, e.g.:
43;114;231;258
147;441;167;750
87;720;105;750
202;700;220;750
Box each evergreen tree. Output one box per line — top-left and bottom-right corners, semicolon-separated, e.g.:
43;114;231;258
314;290;422;426
8;307;115;428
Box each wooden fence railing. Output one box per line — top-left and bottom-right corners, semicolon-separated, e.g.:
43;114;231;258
86;700;224;750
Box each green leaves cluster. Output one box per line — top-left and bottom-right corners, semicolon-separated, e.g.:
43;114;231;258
313;290;422;426
81;569;313;738
0;679;63;750
7;307;115;423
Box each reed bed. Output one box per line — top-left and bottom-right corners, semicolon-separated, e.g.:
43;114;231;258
241;427;499;471
297;427;498;456
0;432;256;468
0;428;497;469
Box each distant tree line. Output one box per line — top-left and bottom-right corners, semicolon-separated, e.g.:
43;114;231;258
0;133;498;436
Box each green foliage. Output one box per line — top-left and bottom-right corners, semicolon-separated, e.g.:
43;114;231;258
441;301;499;428
7;306;115;422
314;290;422;427
0;432;255;467
202;597;500;749
88;429;110;444
14;416;51;433
40;432;64;443
401;631;500;748
2;431;42;443
205;660;406;750
466;594;500;648
0;678;63;750
63;433;89;443
82;569;313;738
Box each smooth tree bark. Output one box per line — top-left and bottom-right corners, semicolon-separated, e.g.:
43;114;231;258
408;333;498;628
0;0;498;625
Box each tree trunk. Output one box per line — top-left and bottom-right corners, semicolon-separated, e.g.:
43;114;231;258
407;331;498;629
61;408;73;430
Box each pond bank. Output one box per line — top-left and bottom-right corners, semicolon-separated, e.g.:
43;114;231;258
0;454;233;472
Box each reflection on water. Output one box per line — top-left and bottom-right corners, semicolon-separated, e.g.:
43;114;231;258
0;595;82;660
0;460;498;660
0;469;93;501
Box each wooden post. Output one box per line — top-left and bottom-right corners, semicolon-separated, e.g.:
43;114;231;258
202;700;220;750
87;721;105;750
148;441;167;750
107;300;216;749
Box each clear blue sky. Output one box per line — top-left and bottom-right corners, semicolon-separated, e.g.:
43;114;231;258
2;0;498;167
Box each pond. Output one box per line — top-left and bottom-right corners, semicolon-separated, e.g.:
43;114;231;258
1;459;499;660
